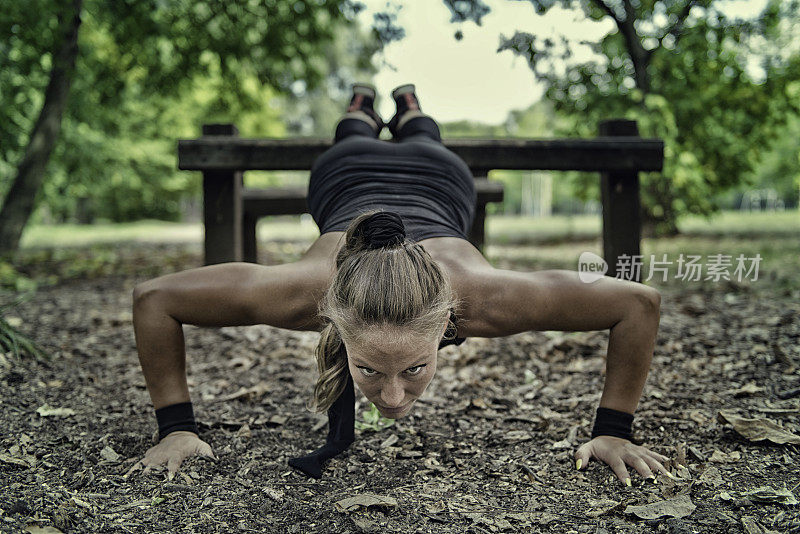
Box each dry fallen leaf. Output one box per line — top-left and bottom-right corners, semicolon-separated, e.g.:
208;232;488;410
624;494;696;520
724;382;764;397
334;494;398;513
505;430;533;443
585;499;621;518
217;382;270;402
36;404;76;418
425;501;447;515
24;526;64;534
267;415;287;426
0;452;32;468
698;466;724;487
744;485;798;506
710;450;741;463
351;515;380;531
718;410;800;445
99;445;120;462
740;516;770;534
380;434;399;448
687;410;708;425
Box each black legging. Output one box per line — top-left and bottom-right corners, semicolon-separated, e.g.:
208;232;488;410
334;114;443;143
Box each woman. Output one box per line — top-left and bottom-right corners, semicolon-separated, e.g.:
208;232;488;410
127;83;669;485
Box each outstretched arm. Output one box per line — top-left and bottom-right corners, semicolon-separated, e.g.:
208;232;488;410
132;261;328;409
460;268;668;484
127;260;330;478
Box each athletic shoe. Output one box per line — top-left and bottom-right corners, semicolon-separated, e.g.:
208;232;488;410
387;83;428;137
346;83;384;133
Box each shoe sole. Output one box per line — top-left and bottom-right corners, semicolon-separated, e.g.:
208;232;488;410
352;83;377;99
391;83;415;99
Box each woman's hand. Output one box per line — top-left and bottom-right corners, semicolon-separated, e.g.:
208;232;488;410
575;436;671;486
125;431;215;480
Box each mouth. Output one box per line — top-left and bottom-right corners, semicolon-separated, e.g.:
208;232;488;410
377;401;412;417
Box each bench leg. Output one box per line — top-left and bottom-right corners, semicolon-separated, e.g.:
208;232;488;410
243;213;258;264
203;170;243;265
599;119;642;282
201;124;242;265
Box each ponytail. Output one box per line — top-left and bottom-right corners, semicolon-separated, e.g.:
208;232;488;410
310;322;349;412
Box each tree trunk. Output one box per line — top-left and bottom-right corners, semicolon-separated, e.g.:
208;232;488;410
612;0;681;236
0;0;83;259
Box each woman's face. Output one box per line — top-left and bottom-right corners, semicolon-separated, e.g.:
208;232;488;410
344;323;447;419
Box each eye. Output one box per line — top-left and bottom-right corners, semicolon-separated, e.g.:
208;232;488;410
405;365;426;376
358;366;378;377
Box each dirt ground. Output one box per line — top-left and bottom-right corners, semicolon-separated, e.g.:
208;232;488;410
1;241;799;533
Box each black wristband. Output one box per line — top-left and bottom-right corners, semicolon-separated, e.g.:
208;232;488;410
591;407;634;440
155;402;199;441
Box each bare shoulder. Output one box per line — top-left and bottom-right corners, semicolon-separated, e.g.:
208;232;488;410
241;232;344;331
417;237;496;337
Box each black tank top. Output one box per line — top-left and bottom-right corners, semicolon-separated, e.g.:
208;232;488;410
307;137;476;242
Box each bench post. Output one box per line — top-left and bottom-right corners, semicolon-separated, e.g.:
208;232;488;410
202;124;243;265
469;169;491;251
599;119;642;282
243;214;258;264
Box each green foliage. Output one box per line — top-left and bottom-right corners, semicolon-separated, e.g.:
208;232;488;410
1;0;383;225
0;261;37;292
743;113;800;206
354;403;395;432
445;0;800;235
0;294;50;361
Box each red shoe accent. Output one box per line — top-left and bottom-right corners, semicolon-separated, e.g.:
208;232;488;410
347;93;364;112
403;93;419;110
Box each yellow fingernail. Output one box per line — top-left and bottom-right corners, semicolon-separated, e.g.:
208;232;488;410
576;459;582;470
625;478;631;487
666;471;675;479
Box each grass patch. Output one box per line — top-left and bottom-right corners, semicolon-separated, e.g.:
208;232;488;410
11;210;798;294
19;216;320;249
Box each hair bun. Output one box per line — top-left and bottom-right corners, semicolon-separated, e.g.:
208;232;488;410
359;211;406;249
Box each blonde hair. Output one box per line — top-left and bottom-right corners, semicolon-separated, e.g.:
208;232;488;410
310;210;458;412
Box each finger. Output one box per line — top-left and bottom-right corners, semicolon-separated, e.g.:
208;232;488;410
198;442;216;460
642;455;671;477
167;457;182;480
574;444;591;471
629;456;655;480
124;461;143;478
644;449;670;463
608;458;631;486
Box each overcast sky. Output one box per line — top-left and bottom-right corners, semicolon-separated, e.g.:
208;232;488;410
356;0;769;124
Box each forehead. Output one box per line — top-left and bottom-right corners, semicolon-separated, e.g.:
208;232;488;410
346;326;437;366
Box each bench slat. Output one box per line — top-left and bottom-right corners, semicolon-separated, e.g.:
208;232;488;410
242;180;504;217
180;137;663;172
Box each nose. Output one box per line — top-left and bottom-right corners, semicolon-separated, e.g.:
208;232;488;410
380;379;405;408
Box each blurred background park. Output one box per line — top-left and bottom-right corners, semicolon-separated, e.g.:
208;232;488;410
1;0;799;298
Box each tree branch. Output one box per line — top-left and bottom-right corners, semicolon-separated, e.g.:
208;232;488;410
589;0;624;27
599;0;650;94
656;0;701;49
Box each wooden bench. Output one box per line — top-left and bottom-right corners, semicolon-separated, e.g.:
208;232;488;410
178;119;663;280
